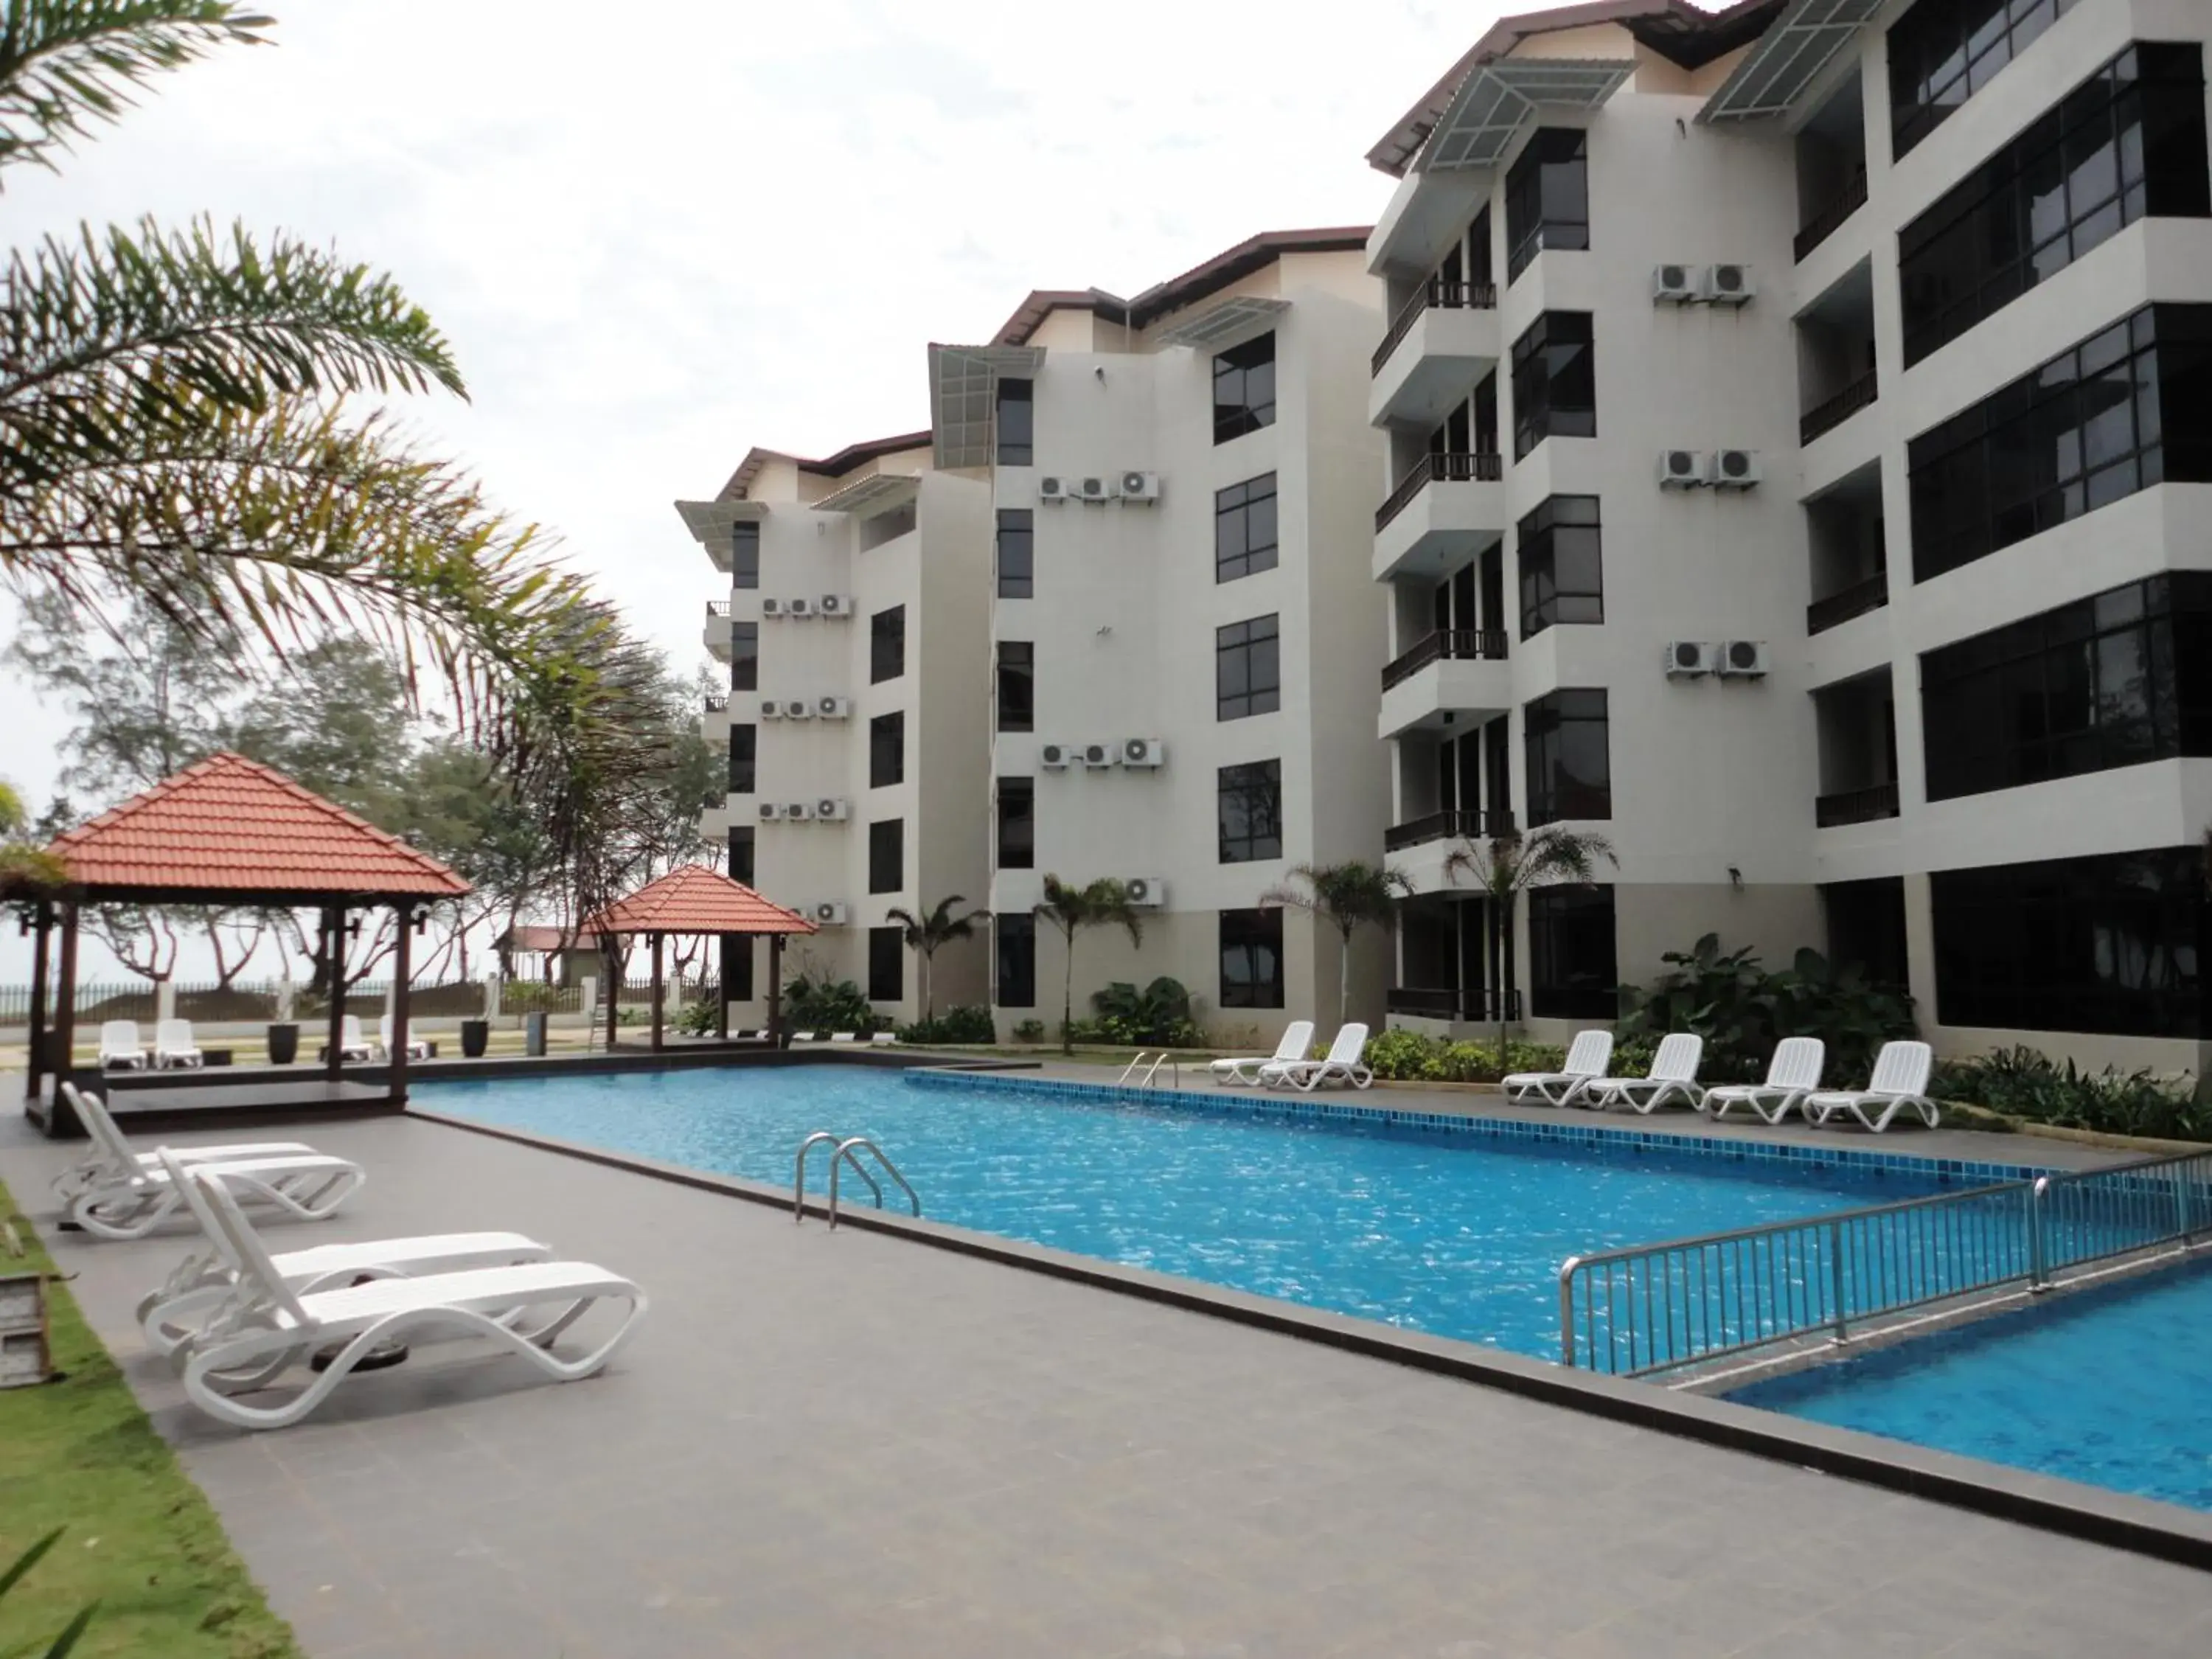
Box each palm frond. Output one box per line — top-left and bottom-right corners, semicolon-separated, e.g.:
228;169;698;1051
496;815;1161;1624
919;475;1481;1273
0;2;271;177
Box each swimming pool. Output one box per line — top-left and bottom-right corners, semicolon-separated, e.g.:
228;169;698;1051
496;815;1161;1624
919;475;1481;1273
419;1064;1970;1360
1732;1256;2212;1514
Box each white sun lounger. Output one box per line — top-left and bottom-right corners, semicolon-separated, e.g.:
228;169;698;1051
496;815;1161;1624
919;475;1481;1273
331;1015;375;1063
830;1032;858;1045
52;1084;364;1241
1806;1040;1940;1133
1503;1030;1613;1106
137;1147;552;1358
791;1031;818;1043
1259;1023;1371;1091
153;1018;205;1069
1580;1033;1705;1113
178;1163;646;1430
99;1019;148;1069
375;1015;431;1062
1702;1037;1826;1123
1210;1020;1315;1088
871;1032;897;1046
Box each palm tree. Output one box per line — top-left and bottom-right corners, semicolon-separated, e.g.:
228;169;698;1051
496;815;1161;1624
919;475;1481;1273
1034;876;1142;1055
1442;827;1618;1059
1260;860;1413;1026
883;894;990;1021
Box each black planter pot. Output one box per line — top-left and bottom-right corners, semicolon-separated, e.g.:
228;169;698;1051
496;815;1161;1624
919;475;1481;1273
266;1022;300;1065
460;1019;490;1060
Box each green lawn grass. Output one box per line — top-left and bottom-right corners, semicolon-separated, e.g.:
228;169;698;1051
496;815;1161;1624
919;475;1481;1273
0;1180;301;1659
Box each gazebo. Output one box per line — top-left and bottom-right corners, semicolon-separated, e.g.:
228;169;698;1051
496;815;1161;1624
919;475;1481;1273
18;752;470;1134
580;863;815;1050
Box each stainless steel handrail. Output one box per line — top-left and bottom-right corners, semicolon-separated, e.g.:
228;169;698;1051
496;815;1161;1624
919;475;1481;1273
1118;1052;1155;1085
1138;1054;1179;1091
828;1137;920;1229
793;1131;859;1221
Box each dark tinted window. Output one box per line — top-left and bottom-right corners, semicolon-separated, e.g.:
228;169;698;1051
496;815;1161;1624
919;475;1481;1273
1524;689;1610;824
867;926;903;1004
730;622;759;692
723;932;754;1002
996;641;1034;732
997;508;1034;599
1933;846;2203;1036
1901;45;2210;366
1891;0;2078;159
1213;332;1276;444
1505;128;1590;280
1511;312;1596;460
995;378;1033;467
1517;495;1604;639
1219;908;1286;1009
995;914;1036;1008
1217;759;1283;864
868;818;903;895
1214;474;1279;582
1216;615;1281;720
869;711;905;789
1529;886;1618;1018
731;522;759;590
727;723;756;794
996;777;1034;870
870;605;905;684
728;826;754;886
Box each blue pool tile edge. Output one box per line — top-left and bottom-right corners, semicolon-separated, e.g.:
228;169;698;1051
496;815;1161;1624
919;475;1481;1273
901;1069;2057;1187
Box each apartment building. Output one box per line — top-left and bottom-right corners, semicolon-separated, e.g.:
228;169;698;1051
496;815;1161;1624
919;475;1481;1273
1362;0;2211;1074
925;234;1390;1043
676;437;992;1025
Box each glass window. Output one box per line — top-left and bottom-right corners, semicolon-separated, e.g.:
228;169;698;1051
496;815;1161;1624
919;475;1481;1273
730;622;759;692
1891;0;2080;159
1213;332;1276;444
727;723;756;795
1214;474;1279;582
1219;908;1285;1009
728;826;754;887
1217;759;1283;864
1528;886;1618;1019
1900;45;2208;366
1510;313;1596;461
997;508;1034;599
1517;495;1604;639
996;776;1034;870
867;925;903;1004
869;711;904;789
995;378;1033;467
723;932;754;1002
868;818;903;895
995;913;1036;1008
731;522;759;590
1505;128;1590;281
1933;846;2203;1036
996;641;1034;732
1215;615;1281;720
1523;689;1611;824
870;605;905;684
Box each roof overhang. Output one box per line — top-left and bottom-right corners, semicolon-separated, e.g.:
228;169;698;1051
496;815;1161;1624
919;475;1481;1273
1414;58;1633;172
675;498;771;571
810;471;921;518
1153;295;1289;352
927;344;1046;470
1700;0;1882;123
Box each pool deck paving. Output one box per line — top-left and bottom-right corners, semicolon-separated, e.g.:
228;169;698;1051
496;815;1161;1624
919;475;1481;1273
4;1096;2208;1658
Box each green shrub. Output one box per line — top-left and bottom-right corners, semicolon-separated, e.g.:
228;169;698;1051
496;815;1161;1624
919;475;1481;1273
674;997;718;1037
1932;1046;2208;1141
1012;1018;1046;1043
501;980;563;1012
782;974;877;1035
1079;976;1205;1047
1363;1029;1565;1082
897;1005;997;1045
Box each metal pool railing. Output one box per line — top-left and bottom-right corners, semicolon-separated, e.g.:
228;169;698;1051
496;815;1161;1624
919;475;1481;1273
1559;1149;2212;1377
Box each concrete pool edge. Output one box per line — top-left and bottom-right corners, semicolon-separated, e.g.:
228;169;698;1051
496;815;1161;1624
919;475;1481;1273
407;1104;2212;1573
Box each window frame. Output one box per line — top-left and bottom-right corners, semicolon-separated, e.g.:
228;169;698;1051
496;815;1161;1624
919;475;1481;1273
867;925;904;1004
995;776;1034;870
730;621;759;693
869;710;905;790
726;723;757;796
728;826;755;887
1890;0;2079;160
867;818;904;896
1523;689;1611;825
1218;908;1286;1009
1214;614;1282;720
1214;473;1279;583
995;641;1034;733
1528;886;1618;1019
1504;128;1590;281
995;913;1037;1008
869;605;906;685
996;507;1034;599
731;523;760;591
1510;312;1596;461
1516;495;1604;640
995;378;1034;467
1212;332;1277;445
1216;759;1284;865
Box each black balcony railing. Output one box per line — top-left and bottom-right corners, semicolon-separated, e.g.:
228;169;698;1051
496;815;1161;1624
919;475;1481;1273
1382;628;1509;691
1371;279;1500;376
1806;570;1889;635
1386;986;1523;1023
1793;166;1868;262
1815;782;1900;828
1382;807;1516;852
706;599;731;617
1375;450;1504;532
1800;367;1879;445
703;692;729;714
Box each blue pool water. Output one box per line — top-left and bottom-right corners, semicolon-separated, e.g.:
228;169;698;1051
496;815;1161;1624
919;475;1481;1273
1733;1256;2212;1513
420;1065;1953;1359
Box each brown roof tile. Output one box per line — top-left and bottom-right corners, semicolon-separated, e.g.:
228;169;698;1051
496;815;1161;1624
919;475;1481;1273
582;863;818;936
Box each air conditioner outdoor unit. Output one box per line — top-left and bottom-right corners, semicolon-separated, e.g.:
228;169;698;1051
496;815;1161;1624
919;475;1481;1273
761;597;785;617
786;596;815;618
817;696;852;720
780;699;811;720
815;796;850;821
759;698;784;720
818;594;855;618
1080;741;1117;768
757;801;784;821
812;901;849;926
1652;263;1699;304
1703;263;1756;305
1038;476;1069;504
1124;876;1168;908
1119;737;1166;768
1665;640;1718;678
1656;448;1707;489
1039;742;1072;770
1077;476;1116;504
786;801;815;821
1119;470;1160;503
1708;448;1762;489
1719;639;1770;678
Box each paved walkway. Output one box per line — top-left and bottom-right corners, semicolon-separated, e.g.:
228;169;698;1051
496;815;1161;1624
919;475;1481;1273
4;1110;2205;1658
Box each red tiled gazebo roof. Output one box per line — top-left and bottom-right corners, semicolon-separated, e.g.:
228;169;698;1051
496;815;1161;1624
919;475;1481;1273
44;751;470;904
582;863;817;936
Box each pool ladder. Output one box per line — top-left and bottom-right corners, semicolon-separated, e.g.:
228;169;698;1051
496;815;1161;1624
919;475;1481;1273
1116;1052;1181;1090
793;1132;921;1229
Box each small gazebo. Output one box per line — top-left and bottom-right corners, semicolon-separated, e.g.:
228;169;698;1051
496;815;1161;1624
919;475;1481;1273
17;752;470;1133
581;863;815;1050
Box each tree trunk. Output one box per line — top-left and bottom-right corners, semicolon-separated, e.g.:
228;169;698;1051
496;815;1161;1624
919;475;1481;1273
1494;891;1513;1063
1062;930;1076;1055
1338;922;1354;1026
920;947;934;1023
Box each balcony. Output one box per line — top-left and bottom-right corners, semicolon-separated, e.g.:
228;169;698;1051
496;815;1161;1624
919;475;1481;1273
1815;782;1899;828
1383;808;1515;854
1800;367;1878;447
1369;284;1500;429
704;599;732;660
1379;644;1512;740
1793;167;1868;263
1372;452;1506;582
1807;571;1888;636
1386;987;1521;1023
1382;628;1507;692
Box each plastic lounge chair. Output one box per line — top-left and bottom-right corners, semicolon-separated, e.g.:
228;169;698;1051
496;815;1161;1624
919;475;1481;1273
870;1033;897;1046
178;1163;646;1430
1259;1023;1371;1092
99;1020;148;1069
830;1032;858;1044
1580;1033;1706;1114
1702;1037;1826;1123
137;1147;552;1358
1209;1020;1315;1088
332;1015;376;1063
1502;1031;1613;1106
376;1015;431;1062
790;1031;818;1043
1806;1040;1940;1133
151;1018;205;1069
52;1084;364;1241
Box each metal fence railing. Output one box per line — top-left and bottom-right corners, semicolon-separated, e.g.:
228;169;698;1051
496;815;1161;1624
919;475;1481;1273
1559;1150;2212;1377
0;976;612;1025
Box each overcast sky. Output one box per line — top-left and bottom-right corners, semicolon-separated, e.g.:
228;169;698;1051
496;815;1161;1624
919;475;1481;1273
0;0;1557;978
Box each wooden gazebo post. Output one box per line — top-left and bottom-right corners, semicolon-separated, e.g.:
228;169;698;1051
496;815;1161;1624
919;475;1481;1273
24;900;52;1104
389;902;414;1104
716;933;734;1040
601;931;620;1051
768;932;785;1047
324;906;347;1082
52;903;80;1091
649;930;665;1054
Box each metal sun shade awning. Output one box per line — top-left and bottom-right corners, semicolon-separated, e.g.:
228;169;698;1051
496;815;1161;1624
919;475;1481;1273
928;344;1045;470
1414;59;1634;173
675;496;770;544
808;470;921;518
1152;295;1288;352
1700;0;1885;123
